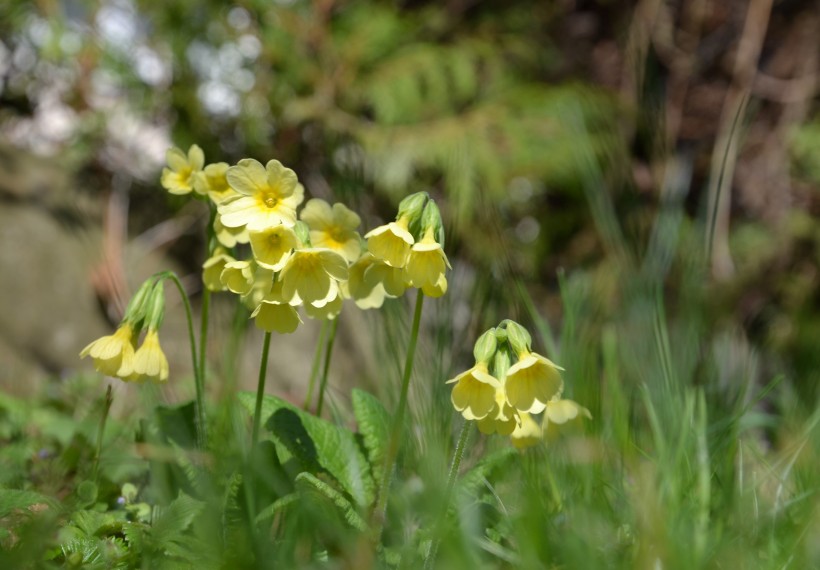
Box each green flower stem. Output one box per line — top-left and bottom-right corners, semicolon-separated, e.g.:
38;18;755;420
161;271;205;449
315;317;340;417
423;419;472;570
303;320;328;411
92;385;114;482
198;289;210;429
373;290;425;535
251;331;273;449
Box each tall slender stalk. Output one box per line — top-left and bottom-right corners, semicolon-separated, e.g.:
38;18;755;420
251;331;273;449
372;290;425;535
315;317;340;417
303;320;328;410
92;385;114;482
423;420;472;570
161;271;205;449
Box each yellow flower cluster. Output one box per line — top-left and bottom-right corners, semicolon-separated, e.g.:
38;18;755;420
161;145;450;333
447;320;590;449
80;279;169;383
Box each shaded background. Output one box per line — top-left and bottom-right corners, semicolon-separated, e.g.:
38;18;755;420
0;0;818;410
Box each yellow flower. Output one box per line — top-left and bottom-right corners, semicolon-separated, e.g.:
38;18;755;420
213;214;250;248
219;159;304;231
305;292;344;320
132;329;169;383
543;399;592;441
420;274;448;298
365;217;414;268
504;351;564;414
80;323;136;378
279;248;349;304
476;387;519;436
220;260;255;295
249;224;299;271
194;162;240;204
510;412;543;449
202;248;234;292
300;199;362;263
404;227;450;291
345;253;389;309
252;300;302;333
446;362;501;420
160;145;204;195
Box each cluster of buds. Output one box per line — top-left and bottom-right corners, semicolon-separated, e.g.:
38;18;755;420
447;320;590;448
80;278;169;383
165;145;449;334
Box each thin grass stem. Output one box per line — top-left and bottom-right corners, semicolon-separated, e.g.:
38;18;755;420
304;320;329;411
160;271;205;449
92;385;114;482
315;317;340;417
251;331;272;449
373;290;425;538
423;419;472;570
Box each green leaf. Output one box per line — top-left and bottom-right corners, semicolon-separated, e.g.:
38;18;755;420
255;492;298;525
238;392;375;507
150;492;205;544
294;472;368;532
457;447;517;499
0;488;58;518
352;388;390;482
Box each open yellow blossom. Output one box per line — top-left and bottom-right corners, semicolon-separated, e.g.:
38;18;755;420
365;217;414;268
279;248;349;304
543;399;592;441
213;214;249;248
249;224;299;271
404;227;450;291
447;362;501;420
202;248;234;292
504;351;564;414
300;199;362;263
345;253;389;309
194;162;240;204
510;412;543;449
221;260;255;295
421;274;448;298
365;257;408;297
161;145;204;195
219;159;304;231
305;291;344;320
132;329;169;383
477;387;519;436
80;323;136;378
251;300;302;333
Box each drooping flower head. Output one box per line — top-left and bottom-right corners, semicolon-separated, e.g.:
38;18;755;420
219;158;304;231
300;199;363;263
161;145;204;195
80;277;156;380
447;329;502;421
364;192;427;268
80;323;137;378
131;282;170;383
503;320;563;414
542;399;592;441
510;412;543;449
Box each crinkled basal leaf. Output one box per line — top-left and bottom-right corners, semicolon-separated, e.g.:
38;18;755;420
149;492;205;543
0;488;58;518
351;388;390;482
238;392;375;507
294;472;368;532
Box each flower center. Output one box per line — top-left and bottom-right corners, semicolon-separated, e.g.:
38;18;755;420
264;196;278;208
